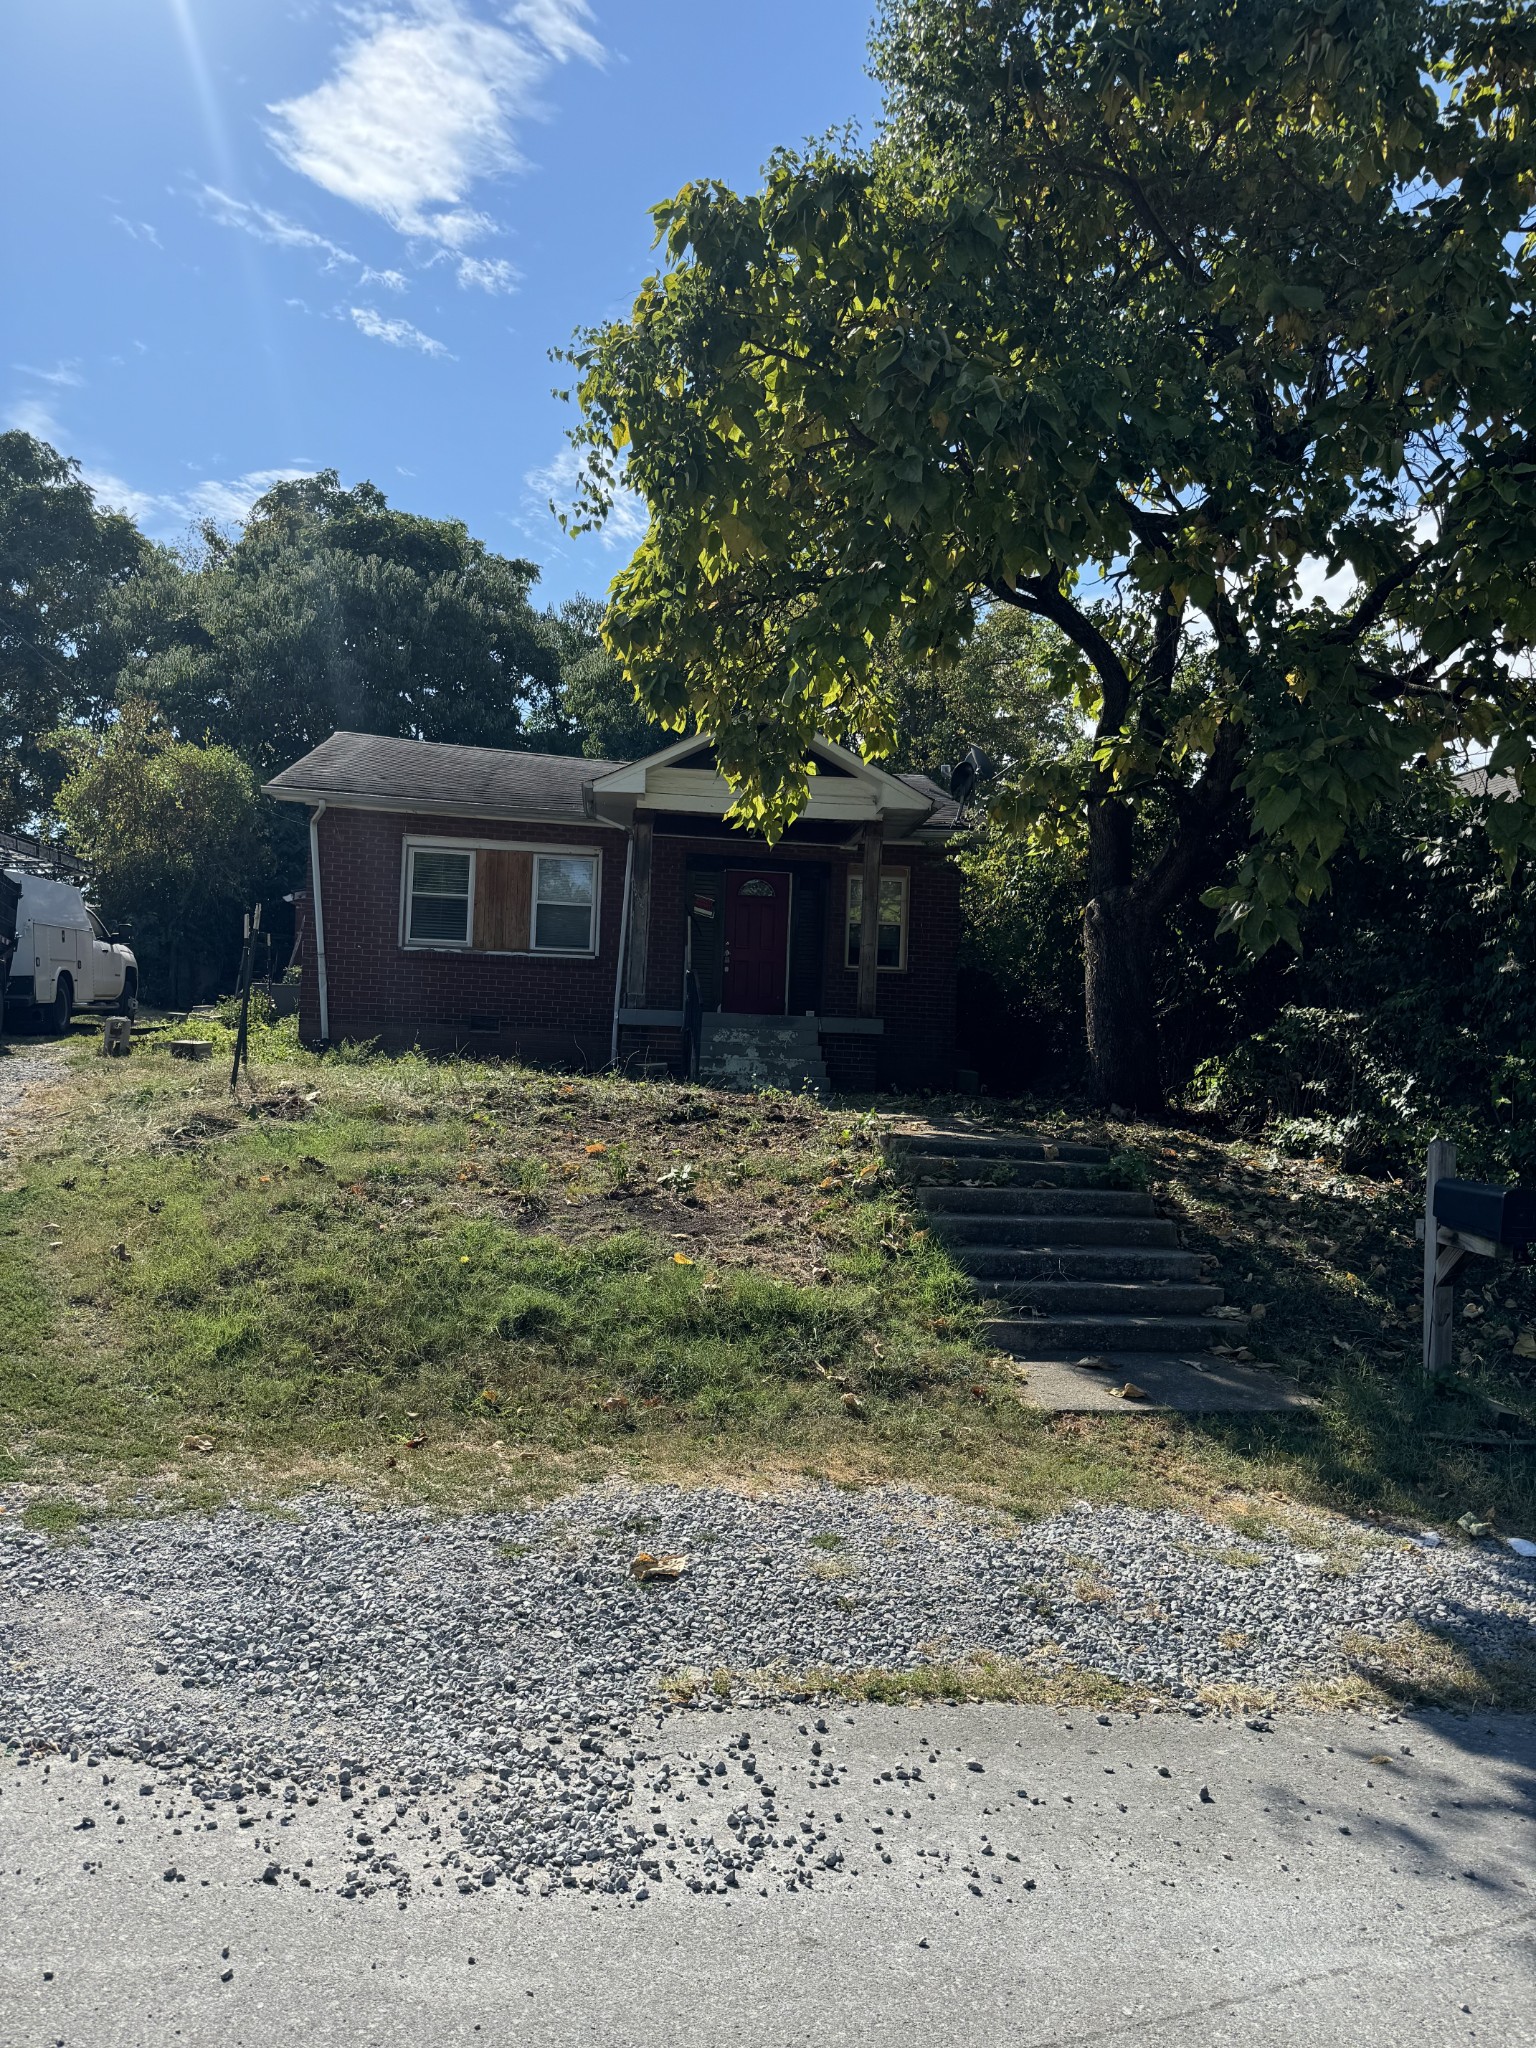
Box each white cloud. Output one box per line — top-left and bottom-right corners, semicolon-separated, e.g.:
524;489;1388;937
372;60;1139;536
509;0;601;63
265;0;602;253
83;464;314;533
4;395;65;442
1295;554;1358;608
360;265;410;292
348;304;454;356
111;215;162;247
454;252;519;293
196;184;359;270
15;360;84;389
525;443;647;550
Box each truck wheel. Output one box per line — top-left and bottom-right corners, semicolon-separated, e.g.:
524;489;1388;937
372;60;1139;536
46;975;72;1035
114;970;138;1021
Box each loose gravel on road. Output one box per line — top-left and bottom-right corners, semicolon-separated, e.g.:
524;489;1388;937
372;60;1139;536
3;1485;1532;1906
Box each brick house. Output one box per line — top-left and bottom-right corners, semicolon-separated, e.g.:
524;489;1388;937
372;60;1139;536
264;730;962;1091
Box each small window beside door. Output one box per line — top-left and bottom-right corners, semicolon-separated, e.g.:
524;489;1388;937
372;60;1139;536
846;869;908;971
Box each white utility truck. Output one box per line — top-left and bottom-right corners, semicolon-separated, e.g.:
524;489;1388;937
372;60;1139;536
2;870;138;1033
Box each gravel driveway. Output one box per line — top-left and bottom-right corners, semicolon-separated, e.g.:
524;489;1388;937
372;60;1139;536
0;1038;65;1150
3;1484;1531;1906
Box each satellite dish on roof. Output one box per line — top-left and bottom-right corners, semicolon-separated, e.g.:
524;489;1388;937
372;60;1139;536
945;744;996;815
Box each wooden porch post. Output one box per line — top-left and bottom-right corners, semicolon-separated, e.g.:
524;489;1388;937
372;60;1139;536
624;815;653;1007
857;820;883;1019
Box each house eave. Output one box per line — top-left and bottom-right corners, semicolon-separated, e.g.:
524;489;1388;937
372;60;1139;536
262;784;622;830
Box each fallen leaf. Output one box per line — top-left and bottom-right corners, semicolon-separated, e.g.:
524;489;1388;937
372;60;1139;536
585;1143;608;1156
600;1395;630;1413
968;1384;989;1402
1118;1383;1150;1402
400;1433;426;1451
181;1435;214;1454
630;1551;689;1582
1513;1329;1536;1358
480;1388;500;1405
841;1393;867;1419
672;1252;695;1266
1075;1355;1113;1372
1456;1512;1492;1537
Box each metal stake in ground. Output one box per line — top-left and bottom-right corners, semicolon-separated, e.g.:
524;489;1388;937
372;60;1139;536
229;903;261;1094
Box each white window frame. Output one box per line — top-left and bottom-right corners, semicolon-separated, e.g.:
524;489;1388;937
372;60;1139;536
404;843;476;949
531;851;600;956
398;836;603;957
844;866;909;973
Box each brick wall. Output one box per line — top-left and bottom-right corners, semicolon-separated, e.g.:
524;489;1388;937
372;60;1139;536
299;807;625;1061
299;807;959;1085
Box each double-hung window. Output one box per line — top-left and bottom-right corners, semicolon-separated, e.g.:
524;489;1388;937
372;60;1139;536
406;847;473;946
533;854;597;952
845;869;908;971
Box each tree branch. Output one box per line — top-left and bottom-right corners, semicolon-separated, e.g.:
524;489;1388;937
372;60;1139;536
987;574;1133;729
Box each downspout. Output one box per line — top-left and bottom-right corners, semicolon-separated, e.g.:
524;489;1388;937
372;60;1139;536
609;829;635;1067
308;802;331;1047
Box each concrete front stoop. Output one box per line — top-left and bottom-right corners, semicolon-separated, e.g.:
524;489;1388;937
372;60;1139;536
697;1013;828;1095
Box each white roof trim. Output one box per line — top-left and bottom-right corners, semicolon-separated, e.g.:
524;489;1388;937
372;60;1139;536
589;732;932;820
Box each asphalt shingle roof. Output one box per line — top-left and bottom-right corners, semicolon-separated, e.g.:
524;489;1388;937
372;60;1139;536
264;731;622;822
264;730;956;830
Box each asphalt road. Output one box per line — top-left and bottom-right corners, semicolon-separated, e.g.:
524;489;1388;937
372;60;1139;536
3;1705;1533;2048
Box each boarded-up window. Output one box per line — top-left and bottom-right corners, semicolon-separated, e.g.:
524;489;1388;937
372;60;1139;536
473;850;533;952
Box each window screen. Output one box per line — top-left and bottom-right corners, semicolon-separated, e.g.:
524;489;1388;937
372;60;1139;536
407;847;472;945
846;871;908;971
533;854;597;952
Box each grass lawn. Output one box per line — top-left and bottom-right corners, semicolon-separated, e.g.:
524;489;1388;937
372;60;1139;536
1;1015;1533;1540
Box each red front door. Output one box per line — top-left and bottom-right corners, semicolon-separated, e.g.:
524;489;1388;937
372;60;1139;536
722;871;791;1014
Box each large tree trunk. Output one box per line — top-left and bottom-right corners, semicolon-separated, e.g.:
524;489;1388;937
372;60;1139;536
1083;793;1162;1112
1083;888;1162;1112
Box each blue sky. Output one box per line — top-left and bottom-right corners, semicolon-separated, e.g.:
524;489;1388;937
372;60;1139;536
2;0;881;606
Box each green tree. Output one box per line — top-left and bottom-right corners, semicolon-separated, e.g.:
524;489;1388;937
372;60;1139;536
127;471;571;774
0;432;148;826
51;703;264;1004
525;593;677;759
566;0;1536;1106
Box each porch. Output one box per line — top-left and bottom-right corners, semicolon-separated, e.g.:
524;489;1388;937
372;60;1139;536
591;738;959;1092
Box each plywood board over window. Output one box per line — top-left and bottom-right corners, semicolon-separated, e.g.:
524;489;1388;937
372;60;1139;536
473;849;533;952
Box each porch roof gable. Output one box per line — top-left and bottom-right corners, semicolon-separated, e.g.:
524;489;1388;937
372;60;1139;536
589;732;947;829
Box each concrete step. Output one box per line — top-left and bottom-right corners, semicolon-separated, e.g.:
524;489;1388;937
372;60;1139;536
950;1236;1187;1269
984;1312;1252;1355
931;1239;1203;1278
887;1132;1109;1164
940;1217;1180;1253
700;1019;821;1045
700;1067;828;1092
918;1187;1160;1220
972;1280;1226;1316
906;1159;1125;1191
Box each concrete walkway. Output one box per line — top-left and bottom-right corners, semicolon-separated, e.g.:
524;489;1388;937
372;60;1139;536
5;1705;1532;2046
